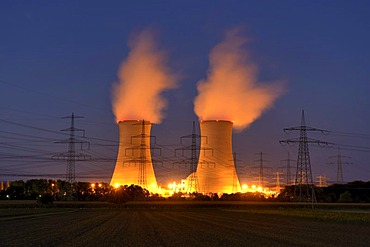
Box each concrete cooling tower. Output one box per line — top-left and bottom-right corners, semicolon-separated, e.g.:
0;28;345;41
196;120;241;194
110;120;158;192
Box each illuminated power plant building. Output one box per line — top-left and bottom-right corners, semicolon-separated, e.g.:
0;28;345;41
110;120;158;192
196;120;241;194
110;120;242;195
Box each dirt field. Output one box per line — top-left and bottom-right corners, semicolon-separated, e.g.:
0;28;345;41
1;207;369;247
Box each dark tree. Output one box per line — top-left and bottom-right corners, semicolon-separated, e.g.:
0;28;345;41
338;191;353;203
37;193;54;207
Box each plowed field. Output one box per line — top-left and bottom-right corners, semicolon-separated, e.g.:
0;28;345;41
1;207;369;246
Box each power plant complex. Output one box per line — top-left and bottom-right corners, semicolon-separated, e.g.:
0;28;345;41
110;119;241;194
109;28;286;195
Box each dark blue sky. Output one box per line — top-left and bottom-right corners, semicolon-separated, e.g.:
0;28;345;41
1;1;370;185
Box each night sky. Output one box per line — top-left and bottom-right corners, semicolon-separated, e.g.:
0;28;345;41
1;1;370;185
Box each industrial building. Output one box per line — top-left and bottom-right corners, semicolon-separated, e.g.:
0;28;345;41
111;120;241;194
110;120;158;192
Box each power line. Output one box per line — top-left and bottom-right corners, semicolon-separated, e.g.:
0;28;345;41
280;152;295;186
327;130;370;139
316;175;328;187
327;148;352;184
0;118;118;143
52;113;91;183
175;121;201;193
252;152;270;187
122;120;160;189
0;118;68;136
280;110;331;203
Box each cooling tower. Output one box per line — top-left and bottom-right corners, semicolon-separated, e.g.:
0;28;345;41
196;120;241;194
110;120;158;192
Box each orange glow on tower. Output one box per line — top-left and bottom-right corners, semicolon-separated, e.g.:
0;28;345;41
110;120;158;192
196;120;241;193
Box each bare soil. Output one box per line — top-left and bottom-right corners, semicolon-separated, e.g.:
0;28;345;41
0;207;369;247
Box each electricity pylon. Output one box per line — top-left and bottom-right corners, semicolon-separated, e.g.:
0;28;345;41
252;152;270;187
273;171;283;192
53;113;90;183
138;121;148;187
175;121;203;193
328;148;351;184
280;110;330;203
125;120;160;189
316;175;328;187
280;152;295;186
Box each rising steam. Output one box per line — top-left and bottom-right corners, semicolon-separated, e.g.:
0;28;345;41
194;28;285;130
112;29;177;123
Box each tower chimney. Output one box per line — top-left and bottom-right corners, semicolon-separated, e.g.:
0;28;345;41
110;120;158;192
197;120;240;194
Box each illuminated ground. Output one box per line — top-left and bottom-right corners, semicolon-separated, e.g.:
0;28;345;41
1;204;370;246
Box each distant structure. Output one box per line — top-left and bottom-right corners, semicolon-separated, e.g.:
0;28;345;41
196;120;241;194
328;148;351;184
53;113;90;183
275;171;283;192
252;152;270;187
0;181;10;191
110;120;158;192
316;175;328;187
176;121;201;193
280;152;295;186
280;110;329;202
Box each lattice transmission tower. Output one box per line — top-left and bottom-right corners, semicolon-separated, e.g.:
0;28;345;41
252;152;270;187
53;113;90;183
328;148;351;184
280;110;330;202
280;152;295;186
175;121;203;193
124;120;160;189
316;175;328;187
274;171;283;192
138;121;148;187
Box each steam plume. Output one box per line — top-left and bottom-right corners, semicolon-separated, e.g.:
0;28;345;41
112;29;177;123
194;28;285;130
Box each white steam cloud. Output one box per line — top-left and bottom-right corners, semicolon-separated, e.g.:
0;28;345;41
112;29;177;123
194;28;285;130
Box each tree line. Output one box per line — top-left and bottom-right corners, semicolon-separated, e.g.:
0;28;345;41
277;180;370;203
1;179;370;204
